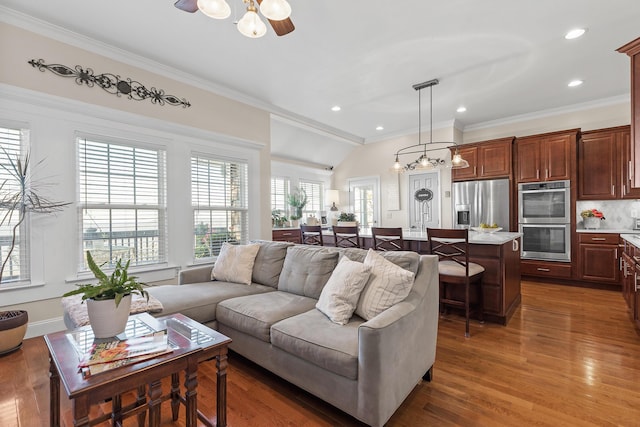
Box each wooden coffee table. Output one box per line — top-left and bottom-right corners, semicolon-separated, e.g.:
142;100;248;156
44;313;231;427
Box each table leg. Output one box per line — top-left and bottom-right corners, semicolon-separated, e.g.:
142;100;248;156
112;394;122;426
136;385;147;427
49;355;60;427
73;395;91;427
147;379;163;427
171;372;180;421
184;359;198;427
216;350;228;427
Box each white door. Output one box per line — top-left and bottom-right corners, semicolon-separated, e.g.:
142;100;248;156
348;177;379;227
409;172;440;231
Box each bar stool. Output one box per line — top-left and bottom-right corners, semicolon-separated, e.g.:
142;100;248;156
300;225;324;246
427;228;484;338
332;226;361;248
371;227;404;251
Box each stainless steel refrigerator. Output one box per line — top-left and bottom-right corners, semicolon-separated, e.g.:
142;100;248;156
452;178;510;229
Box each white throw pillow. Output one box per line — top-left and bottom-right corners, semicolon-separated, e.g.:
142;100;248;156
211;242;261;285
355;249;415;320
316;256;372;325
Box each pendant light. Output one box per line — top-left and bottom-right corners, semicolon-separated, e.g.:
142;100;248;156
237;0;267;38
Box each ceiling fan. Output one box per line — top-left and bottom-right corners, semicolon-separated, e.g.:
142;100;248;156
174;0;295;37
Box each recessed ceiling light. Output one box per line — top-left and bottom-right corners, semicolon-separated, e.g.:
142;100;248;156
456;106;467;113
331;105;341;112
568;80;583;87
565;28;586;40
376;126;384;131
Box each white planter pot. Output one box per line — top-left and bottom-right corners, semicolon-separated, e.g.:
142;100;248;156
337;221;357;227
583;217;601;229
86;294;132;338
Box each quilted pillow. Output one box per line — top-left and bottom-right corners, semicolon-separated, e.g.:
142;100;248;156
211;242;260;285
316;256;372;325
355;249;415;320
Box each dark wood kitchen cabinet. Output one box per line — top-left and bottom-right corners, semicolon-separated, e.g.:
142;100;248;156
515;129;578;183
577;233;621;285
272;228;301;243
451;137;514;181
621;238;640;329
618;37;640;189
578;126;640;199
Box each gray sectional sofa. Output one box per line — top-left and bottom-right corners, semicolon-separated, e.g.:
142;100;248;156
147;240;439;426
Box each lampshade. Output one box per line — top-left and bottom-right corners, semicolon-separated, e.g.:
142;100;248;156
238;8;267;38
259;0;292;21
325;189;339;211
197;0;231;19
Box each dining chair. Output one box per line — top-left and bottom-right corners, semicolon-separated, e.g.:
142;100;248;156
371;227;404;251
300;225;324;246
332;226;361;248
427;228;485;338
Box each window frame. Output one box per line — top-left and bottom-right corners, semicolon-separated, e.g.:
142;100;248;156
298;179;324;218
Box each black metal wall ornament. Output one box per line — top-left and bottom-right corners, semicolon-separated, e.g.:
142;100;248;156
28;59;191;108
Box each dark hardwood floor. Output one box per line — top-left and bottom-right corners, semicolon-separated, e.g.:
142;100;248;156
2;280;640;426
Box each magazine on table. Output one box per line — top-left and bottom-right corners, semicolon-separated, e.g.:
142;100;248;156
78;331;173;377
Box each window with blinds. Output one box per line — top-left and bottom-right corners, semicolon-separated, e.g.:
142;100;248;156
0;126;28;284
271;177;290;214
192;154;248;259
78;137;167;269
299;180;324;215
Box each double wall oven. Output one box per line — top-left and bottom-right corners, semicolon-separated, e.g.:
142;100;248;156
518;180;571;262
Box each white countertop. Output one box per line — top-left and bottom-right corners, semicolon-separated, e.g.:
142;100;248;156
353;228;522;245
620;234;640;246
576;228;640;233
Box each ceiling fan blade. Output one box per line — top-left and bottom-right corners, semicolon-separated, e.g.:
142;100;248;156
174;0;199;13
255;0;295;36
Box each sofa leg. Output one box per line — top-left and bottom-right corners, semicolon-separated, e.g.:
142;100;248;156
422;366;434;382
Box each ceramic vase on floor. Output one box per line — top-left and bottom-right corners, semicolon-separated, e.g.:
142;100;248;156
0;310;28;355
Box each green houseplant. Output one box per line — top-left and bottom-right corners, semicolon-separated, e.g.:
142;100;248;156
287;187;308;223
63;251;148;337
337;212;357;226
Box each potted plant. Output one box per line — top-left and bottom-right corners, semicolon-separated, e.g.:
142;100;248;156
271;209;288;228
287;187;307;227
63;251;148;338
337;212;357;227
581;209;605;229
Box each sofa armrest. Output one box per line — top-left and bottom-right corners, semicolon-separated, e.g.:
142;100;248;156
356;254;439;426
178;265;214;285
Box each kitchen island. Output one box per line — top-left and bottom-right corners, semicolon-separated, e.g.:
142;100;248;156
324;229;522;325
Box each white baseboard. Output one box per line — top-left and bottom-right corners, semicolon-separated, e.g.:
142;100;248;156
25;317;66;338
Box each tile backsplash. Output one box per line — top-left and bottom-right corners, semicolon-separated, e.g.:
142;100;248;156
576;199;640;230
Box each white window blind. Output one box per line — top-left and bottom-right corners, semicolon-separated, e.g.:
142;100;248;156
0;126;28;284
299;180;323;215
78;137;167;269
271;176;290;214
192;154;248;259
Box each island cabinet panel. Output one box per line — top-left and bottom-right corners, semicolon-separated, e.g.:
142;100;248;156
272;228;301;243
515;130;577;183
451;137;513;181
577;233;620;285
578;126;640;199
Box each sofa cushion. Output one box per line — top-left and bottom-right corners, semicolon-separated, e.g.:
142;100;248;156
271;309;364;380
335;248;421;275
315;256;371;325
251;240;293;288
277;246;339;299
217;291;317;342
355;249;415;321
147;281;274;325
212;242;260;285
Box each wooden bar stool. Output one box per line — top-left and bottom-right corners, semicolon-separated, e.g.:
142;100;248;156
300;225;324;246
332;226;361;248
371;227;404;251
427;228;485;338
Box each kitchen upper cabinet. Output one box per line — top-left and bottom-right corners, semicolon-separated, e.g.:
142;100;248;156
451;137;513;181
578;126;640;199
618;37;640;189
515;130;578;183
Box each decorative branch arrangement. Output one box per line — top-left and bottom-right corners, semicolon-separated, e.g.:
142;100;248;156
28;59;191;108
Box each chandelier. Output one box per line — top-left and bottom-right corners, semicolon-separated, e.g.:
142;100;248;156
192;0;292;38
393;79;469;172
